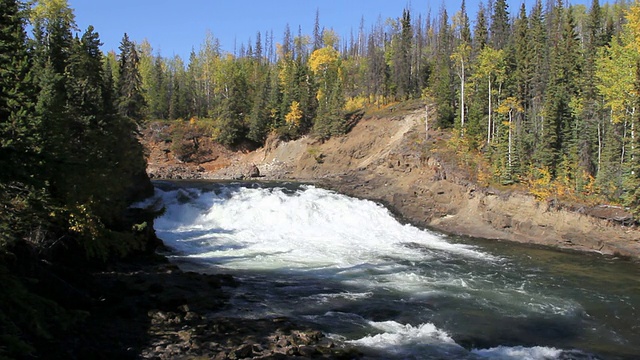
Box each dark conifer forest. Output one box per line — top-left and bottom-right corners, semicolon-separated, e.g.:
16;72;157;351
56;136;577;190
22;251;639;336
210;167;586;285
1;0;153;355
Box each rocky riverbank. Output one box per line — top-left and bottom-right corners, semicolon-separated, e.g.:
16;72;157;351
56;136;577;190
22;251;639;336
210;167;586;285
142;107;640;260
50;253;362;359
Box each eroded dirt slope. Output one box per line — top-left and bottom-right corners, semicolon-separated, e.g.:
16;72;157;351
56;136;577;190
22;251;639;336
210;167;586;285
142;110;640;259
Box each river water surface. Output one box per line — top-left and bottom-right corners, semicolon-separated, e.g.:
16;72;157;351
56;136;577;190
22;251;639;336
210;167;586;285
147;181;640;359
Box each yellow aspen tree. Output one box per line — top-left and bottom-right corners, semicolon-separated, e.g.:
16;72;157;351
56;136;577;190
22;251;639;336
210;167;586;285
284;101;302;129
471;46;506;145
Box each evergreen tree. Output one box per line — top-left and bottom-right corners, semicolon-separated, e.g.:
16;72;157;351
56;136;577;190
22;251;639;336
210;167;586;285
526;0;548;159
31;0;76;201
539;2;582;177
0;0;47;252
430;7;455;128
214;58;249;145
116;33;145;120
577;0;606;181
473;2;489;55
507;3;532;174
247;68;270;143
102;50;117;115
490;0;510;50
147;54;169;119
391;9;413;99
366;27;386;103
168;55;189;120
313;9;322;51
0;0;38;183
459;0;472;44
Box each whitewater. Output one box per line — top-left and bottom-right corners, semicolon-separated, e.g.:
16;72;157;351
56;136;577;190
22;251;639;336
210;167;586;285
143;181;640;359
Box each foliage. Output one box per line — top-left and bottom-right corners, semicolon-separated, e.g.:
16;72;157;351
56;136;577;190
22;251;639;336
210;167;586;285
344;96;367;112
284;100;303;129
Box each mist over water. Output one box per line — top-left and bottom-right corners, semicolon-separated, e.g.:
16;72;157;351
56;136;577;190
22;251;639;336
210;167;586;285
148;181;640;360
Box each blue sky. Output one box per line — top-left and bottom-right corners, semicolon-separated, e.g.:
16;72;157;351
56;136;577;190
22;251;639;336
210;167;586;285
67;0;591;60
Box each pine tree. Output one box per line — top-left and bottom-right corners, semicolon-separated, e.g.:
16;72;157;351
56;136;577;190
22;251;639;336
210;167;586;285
576;0;605;182
0;0;47;252
473;2;489;55
147;54;169;119
366;28;386;104
507;3;532;174
214;58;249;145
393;9;413;99
0;0;38;183
539;2;582;178
459;0;472;44
430;7;455;128
116;33;145;120
247;68;270;143
168;55;189;120
313;9;322;51
490;0;510;50
31;0;77;201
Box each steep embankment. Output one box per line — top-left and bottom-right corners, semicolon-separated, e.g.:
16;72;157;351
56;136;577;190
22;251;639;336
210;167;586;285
142;109;640;259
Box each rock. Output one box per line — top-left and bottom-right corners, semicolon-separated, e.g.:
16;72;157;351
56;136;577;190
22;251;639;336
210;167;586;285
298;345;319;357
214;351;228;360
228;343;254;359
177;330;191;342
248;164;260;178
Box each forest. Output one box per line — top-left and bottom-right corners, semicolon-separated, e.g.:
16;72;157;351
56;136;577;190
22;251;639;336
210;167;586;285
128;0;640;218
1;0;153;356
1;0;640;356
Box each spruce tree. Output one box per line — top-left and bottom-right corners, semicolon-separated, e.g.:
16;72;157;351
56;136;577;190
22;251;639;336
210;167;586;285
247;68;270;143
473;2;489;55
147;54;168;119
576;0;605;182
116;33;145;120
0;0;38;183
430;7;455;128
539;2;582;178
490;0;510;50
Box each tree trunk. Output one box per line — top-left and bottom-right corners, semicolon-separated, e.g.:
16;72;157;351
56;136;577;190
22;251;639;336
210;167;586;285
425;105;429;141
508;109;513;170
460;59;465;135
487;78;492;145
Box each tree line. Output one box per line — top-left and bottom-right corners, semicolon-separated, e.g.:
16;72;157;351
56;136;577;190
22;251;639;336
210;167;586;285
132;0;640;217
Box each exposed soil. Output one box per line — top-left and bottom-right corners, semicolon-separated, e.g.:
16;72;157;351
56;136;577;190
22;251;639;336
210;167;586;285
142;106;640;260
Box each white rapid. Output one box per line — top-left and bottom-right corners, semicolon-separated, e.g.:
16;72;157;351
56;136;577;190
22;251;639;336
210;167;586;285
141;181;639;360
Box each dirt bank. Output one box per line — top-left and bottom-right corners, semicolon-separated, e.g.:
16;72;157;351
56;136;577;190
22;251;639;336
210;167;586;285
142;109;640;259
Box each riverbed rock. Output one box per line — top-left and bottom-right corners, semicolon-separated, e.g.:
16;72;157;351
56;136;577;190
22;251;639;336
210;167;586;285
248;164;261;178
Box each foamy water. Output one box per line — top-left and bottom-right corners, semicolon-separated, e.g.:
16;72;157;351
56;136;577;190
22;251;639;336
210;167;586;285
140;181;639;359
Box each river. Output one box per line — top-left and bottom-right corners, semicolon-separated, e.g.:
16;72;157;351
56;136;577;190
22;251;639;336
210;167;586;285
148;181;640;359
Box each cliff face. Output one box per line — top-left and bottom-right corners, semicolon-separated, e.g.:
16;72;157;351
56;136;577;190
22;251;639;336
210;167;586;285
142;110;640;259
